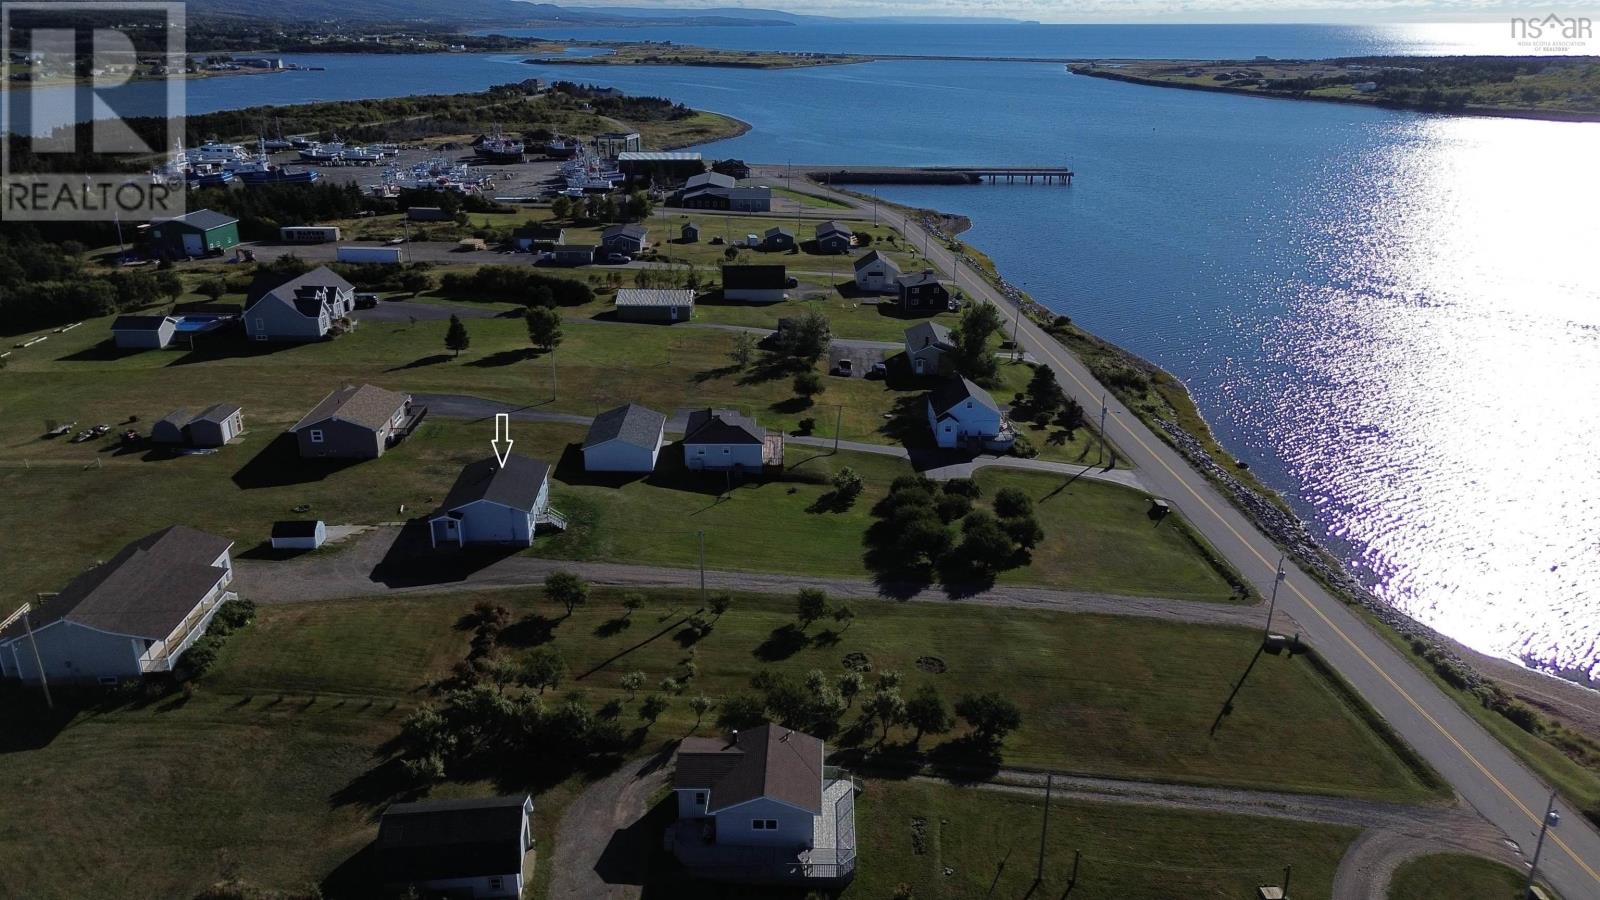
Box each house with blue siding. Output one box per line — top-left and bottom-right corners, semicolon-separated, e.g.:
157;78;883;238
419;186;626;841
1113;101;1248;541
0;526;236;684
429;454;564;548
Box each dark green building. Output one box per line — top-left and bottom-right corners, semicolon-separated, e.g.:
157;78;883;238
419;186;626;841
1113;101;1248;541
147;209;240;259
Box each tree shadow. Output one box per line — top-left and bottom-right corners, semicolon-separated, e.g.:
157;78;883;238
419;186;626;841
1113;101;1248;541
595;616;633;638
768;395;812;415
498;613;559;648
690;363;741;385
925;736;1004;783
232;433;363;490
936;554;999;599
467;348;536;368
384;353;451;372
879;393;934;446
753;624;810;662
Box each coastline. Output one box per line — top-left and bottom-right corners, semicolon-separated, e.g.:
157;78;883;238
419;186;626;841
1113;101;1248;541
1068;63;1600;125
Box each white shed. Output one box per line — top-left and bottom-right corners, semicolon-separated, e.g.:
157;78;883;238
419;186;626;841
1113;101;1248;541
270;520;326;551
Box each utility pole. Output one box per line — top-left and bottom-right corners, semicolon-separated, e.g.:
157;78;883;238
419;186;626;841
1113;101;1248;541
697;530;707;608
834;405;843;453
549;346;558;400
1525;789;1560;898
1035;773;1053;882
23;610;53;710
1264;554;1286;640
1098;394;1109;466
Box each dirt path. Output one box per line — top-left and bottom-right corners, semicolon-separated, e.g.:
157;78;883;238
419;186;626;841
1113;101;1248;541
546;750;673;900
235;525;1262;628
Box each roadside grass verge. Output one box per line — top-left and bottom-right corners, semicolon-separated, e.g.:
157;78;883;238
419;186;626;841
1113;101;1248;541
1388;853;1530;900
851;779;1355;900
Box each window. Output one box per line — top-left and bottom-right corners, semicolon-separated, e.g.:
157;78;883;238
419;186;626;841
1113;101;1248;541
751;819;778;830
694;792;706;806
488;877;503;890
309;429;324;444
722;447;730;454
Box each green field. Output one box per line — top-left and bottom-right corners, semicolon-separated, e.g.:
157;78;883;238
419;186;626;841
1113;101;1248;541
1387;853;1529;900
851;780;1354;900
0;585;1439;898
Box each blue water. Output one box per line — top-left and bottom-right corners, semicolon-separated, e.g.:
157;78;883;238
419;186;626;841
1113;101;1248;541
13;44;1600;678
491;21;1545;59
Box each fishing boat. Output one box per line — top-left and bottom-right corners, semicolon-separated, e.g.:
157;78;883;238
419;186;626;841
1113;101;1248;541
232;140;321;185
340;145;386;164
189;140;250;164
475;128;525;162
298;142;345;162
186;160;235;187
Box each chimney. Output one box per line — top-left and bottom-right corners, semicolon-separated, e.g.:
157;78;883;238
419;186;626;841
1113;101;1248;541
726;729;738;749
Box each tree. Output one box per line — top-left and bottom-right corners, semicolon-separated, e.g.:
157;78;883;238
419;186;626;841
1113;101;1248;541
1054;397;1086;436
837;671;864;708
955;692;1023;746
519;646;568;694
952;303;1003;383
832;467;864;505
730;331;757;369
626;190;654;221
832;604;856;632
399;270;433;297
793;369;824;403
154;270;183;301
716;693;767;731
776;308;831;364
545;570;589;617
709;594;733;620
863;688;906;746
688;694;715;728
639;693;668;724
1001;513;1044;550
200;277;225;301
993;486;1033;519
525;305;563;352
621;592;645;618
905;684;954;746
1023;364;1066;419
444;314;470;357
620;670;646;698
795;587;829;629
958;510;1016;569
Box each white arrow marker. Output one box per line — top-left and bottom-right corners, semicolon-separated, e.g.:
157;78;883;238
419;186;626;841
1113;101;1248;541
491;413;514;467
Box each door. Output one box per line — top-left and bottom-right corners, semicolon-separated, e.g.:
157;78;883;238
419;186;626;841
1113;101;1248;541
183;233;204;256
432;517;460;547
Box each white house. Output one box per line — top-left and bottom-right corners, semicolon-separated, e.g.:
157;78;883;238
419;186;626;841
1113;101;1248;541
721;265;788;303
853;250;902;294
682;408;776;471
0;526;236;684
904;321;955;377
927;376;1015;451
583;403;666;473
111;315;177;349
667;723;857;886
244;266;356;343
429;454;562;548
377;795;535;899
270;520;326;551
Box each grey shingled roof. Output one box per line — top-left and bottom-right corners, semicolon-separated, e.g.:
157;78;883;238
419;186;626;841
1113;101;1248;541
437;454;550;514
816;220;852;237
722;265;786;290
685;171;736;191
673;723;823;814
290;384;408;433
683;408;764;445
764;225;794;239
854;250;901;273
193;403;241;424
615;289;694;308
0;526;233;643
602;223;647;240
929;376;999;418
896;270;949;289
111;315;174;330
584;403;665;452
905;321;954;352
246;265;354;312
378;795;530;884
271;520;322;539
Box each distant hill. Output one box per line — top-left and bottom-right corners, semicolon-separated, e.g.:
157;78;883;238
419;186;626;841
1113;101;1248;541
568;6;1034;25
184;0;620;25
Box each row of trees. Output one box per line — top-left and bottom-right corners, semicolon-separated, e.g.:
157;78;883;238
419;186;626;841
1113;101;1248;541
866;476;1045;582
437;265;595;307
549;191;654;225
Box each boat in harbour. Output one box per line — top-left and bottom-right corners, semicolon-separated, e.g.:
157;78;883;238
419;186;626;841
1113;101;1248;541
231;140;322;186
475;129;525;162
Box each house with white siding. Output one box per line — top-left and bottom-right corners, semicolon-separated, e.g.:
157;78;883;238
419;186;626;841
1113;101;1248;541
904;321;955;377
244;266;356;342
722;265;788;303
927;376;1015;451
429;454;563;548
377;795;535;899
667;723;857;887
582;403;666;473
852;250;902;294
681;409;781;471
0;526;236;684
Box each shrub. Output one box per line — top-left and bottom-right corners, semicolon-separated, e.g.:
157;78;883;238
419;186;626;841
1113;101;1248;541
993;487;1033;519
935;492;973;523
942;477;981;499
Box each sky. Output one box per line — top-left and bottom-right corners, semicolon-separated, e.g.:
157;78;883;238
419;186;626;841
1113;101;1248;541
574;0;1600;23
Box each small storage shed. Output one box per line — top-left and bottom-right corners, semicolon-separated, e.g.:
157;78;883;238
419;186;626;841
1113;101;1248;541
187;404;244;447
583;403;666;473
271;520;327;551
151;409;192;444
681;222;700;243
615;289;695;324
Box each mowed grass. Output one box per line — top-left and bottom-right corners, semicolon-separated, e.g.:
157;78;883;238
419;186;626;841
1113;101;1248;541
0;589;1406;898
0;413;1230;607
1387;853;1529;900
470;590;1437;800
850;779;1355;900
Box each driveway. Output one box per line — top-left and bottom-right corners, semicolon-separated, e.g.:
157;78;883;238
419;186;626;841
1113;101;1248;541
546;750;673;900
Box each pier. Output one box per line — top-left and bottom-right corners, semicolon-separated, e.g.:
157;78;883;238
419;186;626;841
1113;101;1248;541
806;165;1074;186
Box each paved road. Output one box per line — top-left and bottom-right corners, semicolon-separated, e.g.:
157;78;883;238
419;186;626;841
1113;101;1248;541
411;391;1145;490
800;179;1600;895
235;525;1256;625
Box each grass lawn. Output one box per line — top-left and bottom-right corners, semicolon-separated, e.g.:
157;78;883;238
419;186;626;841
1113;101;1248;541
1387;853;1529;900
849;779;1354;900
770;184;854;210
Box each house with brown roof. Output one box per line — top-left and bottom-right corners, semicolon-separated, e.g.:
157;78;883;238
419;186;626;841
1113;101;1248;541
667;723;858;886
0;526;236;684
290;384;423;459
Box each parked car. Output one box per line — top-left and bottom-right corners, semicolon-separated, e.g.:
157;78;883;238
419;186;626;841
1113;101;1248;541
833;360;854;377
786;276;799;288
868;362;888;379
356;293;380;309
603;253;632;265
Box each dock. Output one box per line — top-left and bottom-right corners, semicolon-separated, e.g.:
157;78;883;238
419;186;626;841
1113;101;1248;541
806;165;1074;186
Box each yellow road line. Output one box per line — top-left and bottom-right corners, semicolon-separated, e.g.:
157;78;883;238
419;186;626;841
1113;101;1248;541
935;237;1600;886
